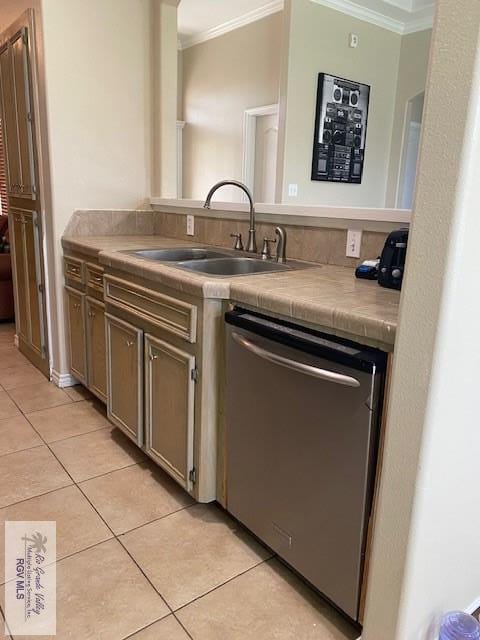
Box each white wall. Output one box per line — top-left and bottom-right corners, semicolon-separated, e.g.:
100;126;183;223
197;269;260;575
40;0;151;375
280;0;401;207
386;28;432;207
363;1;480;637
181;12;283;201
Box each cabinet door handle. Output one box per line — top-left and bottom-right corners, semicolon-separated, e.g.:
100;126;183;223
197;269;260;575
73;303;81;311
126;340;134;347
149;354;158;361
88;311;95;319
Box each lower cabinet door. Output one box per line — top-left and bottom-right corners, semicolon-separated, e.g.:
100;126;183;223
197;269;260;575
106;314;143;445
65;286;86;383
86;297;107;403
144;334;195;491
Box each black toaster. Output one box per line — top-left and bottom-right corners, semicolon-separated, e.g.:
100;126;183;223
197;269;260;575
378;229;409;290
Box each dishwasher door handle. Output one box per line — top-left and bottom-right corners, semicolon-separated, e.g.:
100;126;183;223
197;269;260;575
232;332;361;388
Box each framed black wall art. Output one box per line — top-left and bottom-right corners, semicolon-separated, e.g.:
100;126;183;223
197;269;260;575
311;73;370;184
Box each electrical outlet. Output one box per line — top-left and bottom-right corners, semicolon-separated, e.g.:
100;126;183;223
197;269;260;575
186;215;194;236
346;229;362;258
349;33;359;48
288;183;298;197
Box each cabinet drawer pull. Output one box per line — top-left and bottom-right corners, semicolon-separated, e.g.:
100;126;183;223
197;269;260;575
92;275;103;283
69;266;80;274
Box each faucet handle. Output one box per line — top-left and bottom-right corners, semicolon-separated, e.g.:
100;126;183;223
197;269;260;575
261;237;277;260
275;226;287;263
230;233;244;251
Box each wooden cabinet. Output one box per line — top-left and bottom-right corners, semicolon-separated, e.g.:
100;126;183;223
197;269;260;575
64;255;107;403
145;334;195;491
86;297;107;403
0;29;36;200
1;18;49;376
62;258;221;502
11;211;28;342
65;286;86;384
106;314;143;445
11;209;45;361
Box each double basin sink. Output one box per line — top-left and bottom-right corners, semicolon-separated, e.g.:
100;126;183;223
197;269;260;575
129;247;295;276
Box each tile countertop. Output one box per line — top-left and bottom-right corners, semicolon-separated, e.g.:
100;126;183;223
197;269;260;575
62;235;400;351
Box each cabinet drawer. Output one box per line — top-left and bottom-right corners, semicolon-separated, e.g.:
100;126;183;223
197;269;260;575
104;275;197;343
86;262;104;296
64;256;84;286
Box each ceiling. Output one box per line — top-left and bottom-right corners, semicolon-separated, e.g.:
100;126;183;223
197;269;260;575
178;0;274;41
177;0;435;48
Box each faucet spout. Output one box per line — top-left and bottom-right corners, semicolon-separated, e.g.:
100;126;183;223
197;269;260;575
204;180;257;252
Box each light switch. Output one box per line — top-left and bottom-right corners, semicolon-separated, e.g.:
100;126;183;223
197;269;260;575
186;215;194;236
346;229;362;258
288;184;298;197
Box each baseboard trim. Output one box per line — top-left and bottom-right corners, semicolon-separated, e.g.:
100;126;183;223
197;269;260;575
355;596;480;639
51;370;78;388
466;596;480;616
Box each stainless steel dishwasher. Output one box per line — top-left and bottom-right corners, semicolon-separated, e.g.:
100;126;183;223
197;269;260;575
225;308;387;622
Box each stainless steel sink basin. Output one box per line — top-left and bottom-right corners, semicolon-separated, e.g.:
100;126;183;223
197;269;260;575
176;257;292;276
131;247;230;262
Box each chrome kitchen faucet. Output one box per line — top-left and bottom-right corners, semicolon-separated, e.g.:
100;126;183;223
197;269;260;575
203;180;257;253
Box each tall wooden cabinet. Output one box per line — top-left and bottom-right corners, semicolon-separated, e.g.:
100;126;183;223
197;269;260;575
0;31;36;199
0;16;48;375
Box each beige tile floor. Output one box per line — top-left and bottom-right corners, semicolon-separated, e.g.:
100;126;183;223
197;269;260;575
0;323;359;640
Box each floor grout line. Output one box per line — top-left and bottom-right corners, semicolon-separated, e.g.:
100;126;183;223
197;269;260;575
115;535;174;615
114;502;196;537
171;613;196;640
120;612;175;640
171;556;272;616
0;442;45;460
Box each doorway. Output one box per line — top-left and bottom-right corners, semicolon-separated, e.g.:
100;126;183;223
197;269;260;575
397;92;425;210
242;104;279;203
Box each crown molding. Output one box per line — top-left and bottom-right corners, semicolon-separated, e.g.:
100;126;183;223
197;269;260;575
403;12;434;34
179;0;284;50
309;0;433;34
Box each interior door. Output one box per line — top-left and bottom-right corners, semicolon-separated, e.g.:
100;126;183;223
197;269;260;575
106;314;143;445
65;286;86;384
86;296;107;403
253;112;278;203
144;334;195;491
